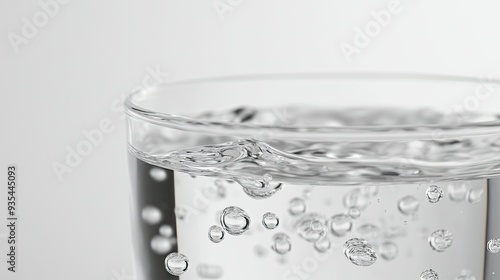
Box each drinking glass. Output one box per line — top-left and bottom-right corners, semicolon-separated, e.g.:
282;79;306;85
126;73;500;280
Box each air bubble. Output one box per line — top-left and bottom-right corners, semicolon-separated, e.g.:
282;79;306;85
296;213;327;242
159;224;174;237
467;188;484;204
141;206;162;225
220;206;250;235
361;185;379;198
487;238;500;253
429;229;453;252
197;264;223;279
314;237;331;253
420;269;439;280
455;271;476;280
272;233;292;255
208;225;225;243
174;206;188;221
343;238;377;266
149;167;167;182
151;235;173;254
344;189;369;210
426;185;444;203
165;253;189;276
348;207;361;219
358;224;382;241
329;214;353;237
398;196;420;216
379;241;398;261
448;183;468;202
262;212;279;230
288;198;307;216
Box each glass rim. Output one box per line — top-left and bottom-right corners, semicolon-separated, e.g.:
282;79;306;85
125;72;500;141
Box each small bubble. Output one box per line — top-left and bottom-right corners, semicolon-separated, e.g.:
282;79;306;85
288;198;307;216
159;224;174;237
151;235;174;254
420;269;439;280
174;206;188;221
263;173;273;182
467;188;484;204
487;238;500;253
379;241;398;261
448;182;468;202
361;185;378;197
426;185;444;203
344;189;369;210
314;237;331;253
220;206;251;235
297;213;327;242
149;167;167;182
197;264;223;279
262;212;280;230
142;206;162;225
208;225;225;243
429;229;453;252
329;214;353;237
358;224;382;241
165;253;189;276
348;207;361;219
398;196;420;216
272;233;292;255
343;238;377;266
455;270;476;280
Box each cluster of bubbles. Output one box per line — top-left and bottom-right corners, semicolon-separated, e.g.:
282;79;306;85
159;176;490;278
151;224;177;255
447;182;484;204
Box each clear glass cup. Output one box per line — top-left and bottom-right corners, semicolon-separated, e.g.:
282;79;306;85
125;73;500;280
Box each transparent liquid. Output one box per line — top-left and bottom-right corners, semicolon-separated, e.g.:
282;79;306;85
128;107;500;280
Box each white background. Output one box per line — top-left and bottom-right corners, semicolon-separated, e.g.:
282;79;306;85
1;0;500;279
